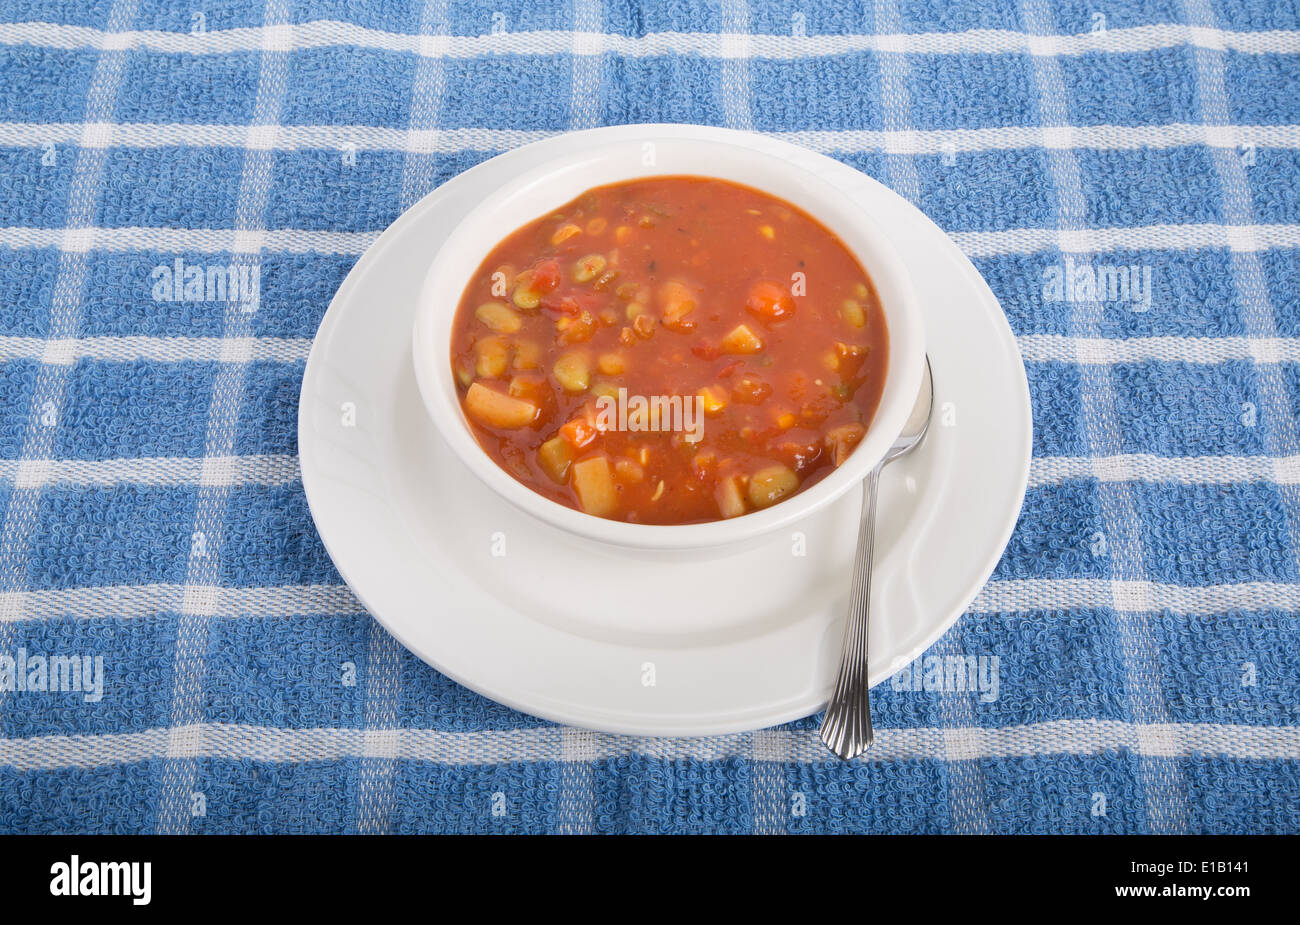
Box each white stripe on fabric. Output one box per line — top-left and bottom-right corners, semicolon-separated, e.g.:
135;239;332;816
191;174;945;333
1;577;1293;625
0;454;300;487
10;451;1300;490
2;720;1296;771
1;333;1296;367
0;335;312;363
4;450;1300;507
156;0;293;835
1017;334;1300;365
971;578;1300;615
3;222;1298;257
7;121;1300;156
0;583;361;624
0;225;378;253
1021;0;1186;834
3;20;1299;58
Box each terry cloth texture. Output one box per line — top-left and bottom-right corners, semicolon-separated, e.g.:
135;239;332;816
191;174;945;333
0;0;1299;834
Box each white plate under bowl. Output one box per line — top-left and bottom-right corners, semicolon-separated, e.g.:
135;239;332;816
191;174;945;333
298;124;1032;736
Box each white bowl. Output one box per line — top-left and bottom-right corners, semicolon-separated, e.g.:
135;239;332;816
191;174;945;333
412;129;926;551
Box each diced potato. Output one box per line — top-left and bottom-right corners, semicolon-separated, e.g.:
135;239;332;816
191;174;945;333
454;359;473;389
697;385;728;415
825;423;866;466
715;475;747;519
553;351;591;392
475;301;522;333
538;436;574;483
512;338;541;370
551;223;582;245
614;458;644;482
747;464;799;508
721;323;764;355
474;336;510;378
572;254;607;283
659;280;697;330
571;456;618;517
598;352;626;375
590;380;620;401
841;298;867;328
465;382;538;429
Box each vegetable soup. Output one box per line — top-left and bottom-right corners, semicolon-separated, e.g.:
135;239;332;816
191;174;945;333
448;175;888;524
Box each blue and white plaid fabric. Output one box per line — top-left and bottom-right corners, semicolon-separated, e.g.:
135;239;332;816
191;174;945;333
1;0;1298;834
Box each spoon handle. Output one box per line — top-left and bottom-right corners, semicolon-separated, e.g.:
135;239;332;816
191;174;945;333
819;464;881;760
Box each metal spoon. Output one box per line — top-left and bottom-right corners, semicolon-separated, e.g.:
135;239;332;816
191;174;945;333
819;356;934;760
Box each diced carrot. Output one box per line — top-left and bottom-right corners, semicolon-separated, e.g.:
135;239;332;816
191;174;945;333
560;417;599;451
745;280;796;322
732;375;771;404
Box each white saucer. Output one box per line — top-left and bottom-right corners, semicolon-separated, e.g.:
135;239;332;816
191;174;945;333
298;124;1032;737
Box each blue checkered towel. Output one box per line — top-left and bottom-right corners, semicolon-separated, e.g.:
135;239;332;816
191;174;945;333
0;0;1298;834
